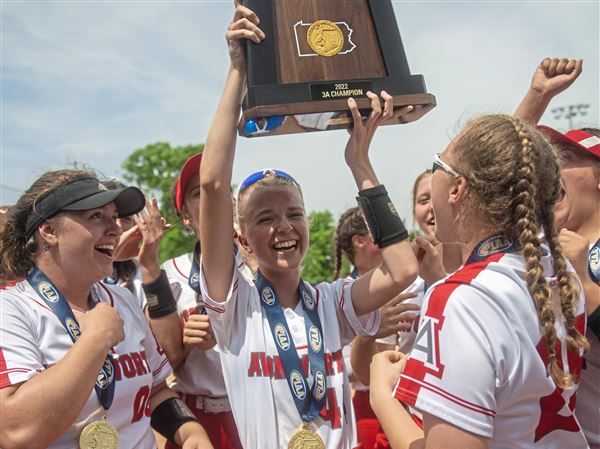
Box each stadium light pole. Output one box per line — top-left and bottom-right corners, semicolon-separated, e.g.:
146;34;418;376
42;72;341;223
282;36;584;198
551;103;591;129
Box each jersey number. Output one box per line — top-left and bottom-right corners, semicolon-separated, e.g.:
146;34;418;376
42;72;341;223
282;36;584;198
132;385;152;423
319;387;341;429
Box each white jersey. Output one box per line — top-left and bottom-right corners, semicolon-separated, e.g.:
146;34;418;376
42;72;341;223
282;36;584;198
105;264;145;310
576;241;600;449
199;262;380;449
161;252;227;397
377;276;426;354
395;247;589;449
0;280;171;449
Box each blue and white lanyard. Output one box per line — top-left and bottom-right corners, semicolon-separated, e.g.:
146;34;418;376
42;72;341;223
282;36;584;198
187;242;207;314
26;266;116;410
255;271;327;423
589;238;600;285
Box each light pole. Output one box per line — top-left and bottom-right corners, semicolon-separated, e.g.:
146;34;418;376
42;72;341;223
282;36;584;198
551;103;591;129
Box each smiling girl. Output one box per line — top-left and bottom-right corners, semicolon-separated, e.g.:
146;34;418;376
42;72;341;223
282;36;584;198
0;170;212;449
196;4;417;448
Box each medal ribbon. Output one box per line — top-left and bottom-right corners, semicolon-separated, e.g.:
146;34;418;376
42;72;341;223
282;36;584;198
254;270;327;423
188;242;207;315
588;238;600;285
189;242;240;313
26;266;116;410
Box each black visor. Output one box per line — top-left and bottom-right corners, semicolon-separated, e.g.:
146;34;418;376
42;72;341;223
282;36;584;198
25;178;146;239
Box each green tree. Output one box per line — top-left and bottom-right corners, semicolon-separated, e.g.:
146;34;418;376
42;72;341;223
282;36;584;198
302;209;349;283
121;142;203;262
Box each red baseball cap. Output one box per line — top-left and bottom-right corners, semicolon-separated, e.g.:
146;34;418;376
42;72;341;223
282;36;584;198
537;125;600;160
175;152;202;214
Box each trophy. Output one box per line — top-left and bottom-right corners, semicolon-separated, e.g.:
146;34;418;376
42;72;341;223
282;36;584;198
239;0;436;137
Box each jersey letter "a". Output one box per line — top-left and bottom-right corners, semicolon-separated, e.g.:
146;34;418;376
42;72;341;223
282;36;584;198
412;316;443;374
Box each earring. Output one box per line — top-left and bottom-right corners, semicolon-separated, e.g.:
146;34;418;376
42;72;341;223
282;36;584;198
42;242;50;252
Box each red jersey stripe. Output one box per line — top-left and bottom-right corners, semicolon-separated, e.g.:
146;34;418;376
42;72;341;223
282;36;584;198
172;257;189;280
98;283;115;306
396;253;506;409
0;348;9;388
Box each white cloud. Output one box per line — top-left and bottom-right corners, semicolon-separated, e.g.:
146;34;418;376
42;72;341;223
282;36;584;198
2;0;598;225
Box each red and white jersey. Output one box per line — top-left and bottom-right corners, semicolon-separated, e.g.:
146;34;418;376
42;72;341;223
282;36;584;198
106;265;145;310
200;263;380;449
0;280;171;449
576;241;600;449
161;252;228;397
395;247;589;448
377;276;426;354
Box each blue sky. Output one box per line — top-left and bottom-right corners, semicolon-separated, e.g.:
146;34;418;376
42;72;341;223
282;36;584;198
2;0;598;224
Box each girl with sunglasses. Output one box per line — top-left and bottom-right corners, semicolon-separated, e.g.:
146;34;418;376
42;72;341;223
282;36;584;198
348;169;463;448
196;3;418;448
370;115;589;449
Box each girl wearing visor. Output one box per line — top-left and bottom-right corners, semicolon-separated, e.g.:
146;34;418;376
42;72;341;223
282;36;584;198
0;170;213;449
197;4;417;448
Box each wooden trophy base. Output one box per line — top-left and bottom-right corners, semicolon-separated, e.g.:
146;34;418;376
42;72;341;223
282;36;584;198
238;77;435;137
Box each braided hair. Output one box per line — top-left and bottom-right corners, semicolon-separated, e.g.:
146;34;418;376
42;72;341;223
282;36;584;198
451;114;588;389
333;207;368;280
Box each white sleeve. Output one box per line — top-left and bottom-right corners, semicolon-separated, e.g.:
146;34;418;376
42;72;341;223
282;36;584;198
396;282;501;438
199;257;252;354
0;293;43;388
318;279;380;347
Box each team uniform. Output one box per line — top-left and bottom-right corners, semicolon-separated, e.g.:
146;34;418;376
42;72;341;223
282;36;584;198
105;265;145;309
377;276;426;353
0;280;171;449
343;277;425;449
395;240;589;448
199;261;380;449
161;251;244;449
342;343;380;449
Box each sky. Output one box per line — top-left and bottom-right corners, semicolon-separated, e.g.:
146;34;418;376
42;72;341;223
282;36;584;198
2;0;599;225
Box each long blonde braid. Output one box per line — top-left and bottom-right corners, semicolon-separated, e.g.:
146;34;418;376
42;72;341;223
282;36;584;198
453;114;587;389
507;116;568;387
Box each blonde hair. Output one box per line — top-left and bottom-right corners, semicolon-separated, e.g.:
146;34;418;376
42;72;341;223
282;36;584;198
452;114;588;389
0;169;97;283
236;172;304;233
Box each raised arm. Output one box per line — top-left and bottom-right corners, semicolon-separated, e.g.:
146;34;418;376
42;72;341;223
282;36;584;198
199;3;264;302
345;92;418;316
135;198;186;369
514;57;582;125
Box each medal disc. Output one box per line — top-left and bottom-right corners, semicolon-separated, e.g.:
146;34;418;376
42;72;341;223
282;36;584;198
288;428;325;449
307;20;344;57
79;419;119;449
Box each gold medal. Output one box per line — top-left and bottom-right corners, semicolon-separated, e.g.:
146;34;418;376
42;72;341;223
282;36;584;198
307;20;344;57
288;423;325;449
79;417;119;449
